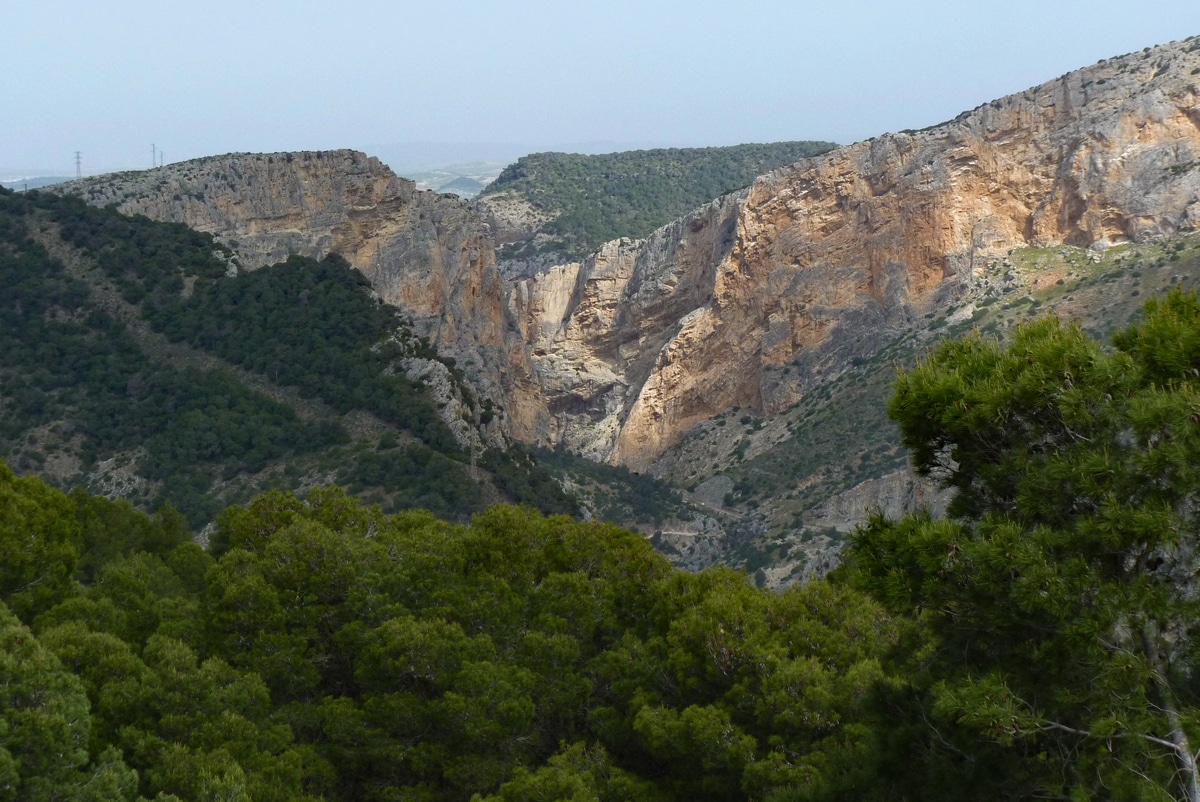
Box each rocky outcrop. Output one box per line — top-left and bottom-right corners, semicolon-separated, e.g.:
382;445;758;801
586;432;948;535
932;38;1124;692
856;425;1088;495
511;37;1200;470
401;357;507;457
803;469;951;532
55;150;513;403
63;150;415;269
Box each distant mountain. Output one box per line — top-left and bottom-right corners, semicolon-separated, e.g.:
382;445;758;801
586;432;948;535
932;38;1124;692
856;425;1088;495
403;162;504;197
1;175;72;191
365;141;532;172
437;175;487;195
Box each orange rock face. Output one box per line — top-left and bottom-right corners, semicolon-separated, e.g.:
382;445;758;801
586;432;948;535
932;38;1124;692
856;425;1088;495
513;38;1200;469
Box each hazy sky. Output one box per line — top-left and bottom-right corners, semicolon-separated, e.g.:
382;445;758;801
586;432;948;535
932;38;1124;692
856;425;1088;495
6;1;1200;175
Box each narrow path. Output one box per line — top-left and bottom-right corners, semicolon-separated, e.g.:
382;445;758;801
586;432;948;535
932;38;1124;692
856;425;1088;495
681;491;746;520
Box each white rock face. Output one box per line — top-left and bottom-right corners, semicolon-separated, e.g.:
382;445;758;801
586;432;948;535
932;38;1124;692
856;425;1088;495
401;358;508;458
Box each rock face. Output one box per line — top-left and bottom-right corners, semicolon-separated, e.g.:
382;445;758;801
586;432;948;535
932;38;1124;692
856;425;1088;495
56;150;512;403
510;38;1200;470
507;196;746;463
400;357;508;457
803;469;951;533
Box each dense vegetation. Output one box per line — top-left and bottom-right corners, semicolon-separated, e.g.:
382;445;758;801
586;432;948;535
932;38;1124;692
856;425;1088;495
533;446;686;527
7;290;1200;800
0;188;578;525
844;290;1200;800
148;253;458;455
481;142;836;260
0;190;345;524
0;469;894;802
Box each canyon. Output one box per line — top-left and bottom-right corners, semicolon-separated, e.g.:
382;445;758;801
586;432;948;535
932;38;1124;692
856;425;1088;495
52;37;1200;566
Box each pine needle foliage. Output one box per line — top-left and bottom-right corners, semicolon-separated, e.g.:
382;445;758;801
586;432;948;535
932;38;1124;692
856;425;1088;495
847;290;1200;801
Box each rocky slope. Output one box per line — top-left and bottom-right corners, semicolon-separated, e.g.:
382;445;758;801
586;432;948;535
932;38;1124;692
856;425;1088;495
511;37;1200;471
55;151;513;404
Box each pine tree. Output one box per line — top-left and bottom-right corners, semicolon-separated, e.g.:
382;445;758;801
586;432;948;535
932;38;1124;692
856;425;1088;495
848;291;1200;800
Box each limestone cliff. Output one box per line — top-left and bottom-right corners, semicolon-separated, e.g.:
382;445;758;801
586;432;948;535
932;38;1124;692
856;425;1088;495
507;195;745;462
511;37;1200;470
55;150;512;405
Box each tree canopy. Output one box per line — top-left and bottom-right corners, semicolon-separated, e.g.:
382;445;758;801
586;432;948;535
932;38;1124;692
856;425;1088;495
0;461;897;801
846;289;1200;801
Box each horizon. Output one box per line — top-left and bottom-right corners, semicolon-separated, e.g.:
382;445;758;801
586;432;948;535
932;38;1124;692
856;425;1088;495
7;1;1200;176
0;139;810;185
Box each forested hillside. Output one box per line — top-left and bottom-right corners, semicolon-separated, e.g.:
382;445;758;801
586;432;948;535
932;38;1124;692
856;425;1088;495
0;188;685;527
479;142;836;261
6;289;1200;800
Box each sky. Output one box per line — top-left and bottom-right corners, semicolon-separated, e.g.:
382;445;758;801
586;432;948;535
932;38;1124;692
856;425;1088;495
5;0;1200;176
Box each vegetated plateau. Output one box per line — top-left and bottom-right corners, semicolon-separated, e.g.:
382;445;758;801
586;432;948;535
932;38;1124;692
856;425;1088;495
478;141;836;264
